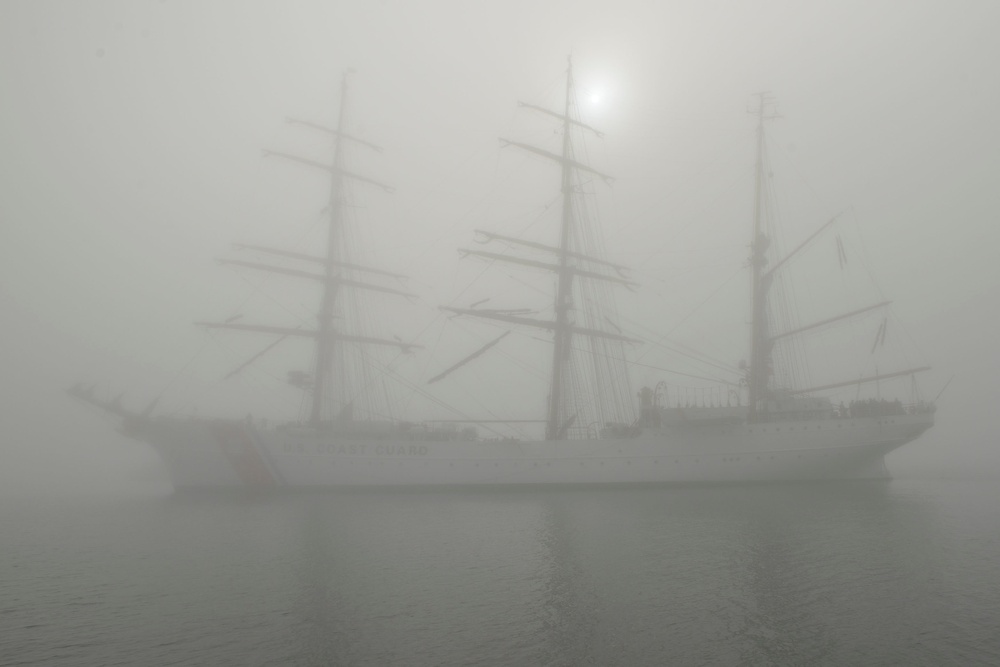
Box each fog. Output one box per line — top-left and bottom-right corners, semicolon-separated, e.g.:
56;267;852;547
2;0;998;494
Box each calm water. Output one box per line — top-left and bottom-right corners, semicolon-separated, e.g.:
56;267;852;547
3;480;999;666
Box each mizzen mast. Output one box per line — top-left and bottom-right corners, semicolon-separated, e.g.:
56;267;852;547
743;95;922;415
747;92;779;421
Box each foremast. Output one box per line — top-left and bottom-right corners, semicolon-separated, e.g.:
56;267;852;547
312;75;350;423
197;72;413;426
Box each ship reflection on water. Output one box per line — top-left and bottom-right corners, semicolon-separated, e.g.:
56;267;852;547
4;482;996;665
275;481;985;665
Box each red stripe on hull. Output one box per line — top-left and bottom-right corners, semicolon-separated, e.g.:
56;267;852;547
210;422;276;487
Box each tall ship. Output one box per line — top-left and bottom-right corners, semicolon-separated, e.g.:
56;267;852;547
71;68;935;488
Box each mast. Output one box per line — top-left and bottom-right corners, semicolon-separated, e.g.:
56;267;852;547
194;74;404;425
442;56;631;440
546;56;577;441
310;73;350;424
747;93;776;421
741;97;926;416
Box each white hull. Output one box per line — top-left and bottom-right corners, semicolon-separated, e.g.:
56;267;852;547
133;413;934;488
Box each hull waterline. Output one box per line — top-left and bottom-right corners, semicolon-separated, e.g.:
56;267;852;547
133;413;934;489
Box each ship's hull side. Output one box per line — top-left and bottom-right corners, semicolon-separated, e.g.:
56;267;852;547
134;414;933;488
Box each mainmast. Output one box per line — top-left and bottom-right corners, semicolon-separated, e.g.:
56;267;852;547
443;57;634;440
546;57;579;441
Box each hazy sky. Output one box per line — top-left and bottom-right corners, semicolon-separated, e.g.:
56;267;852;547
2;0;998;489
